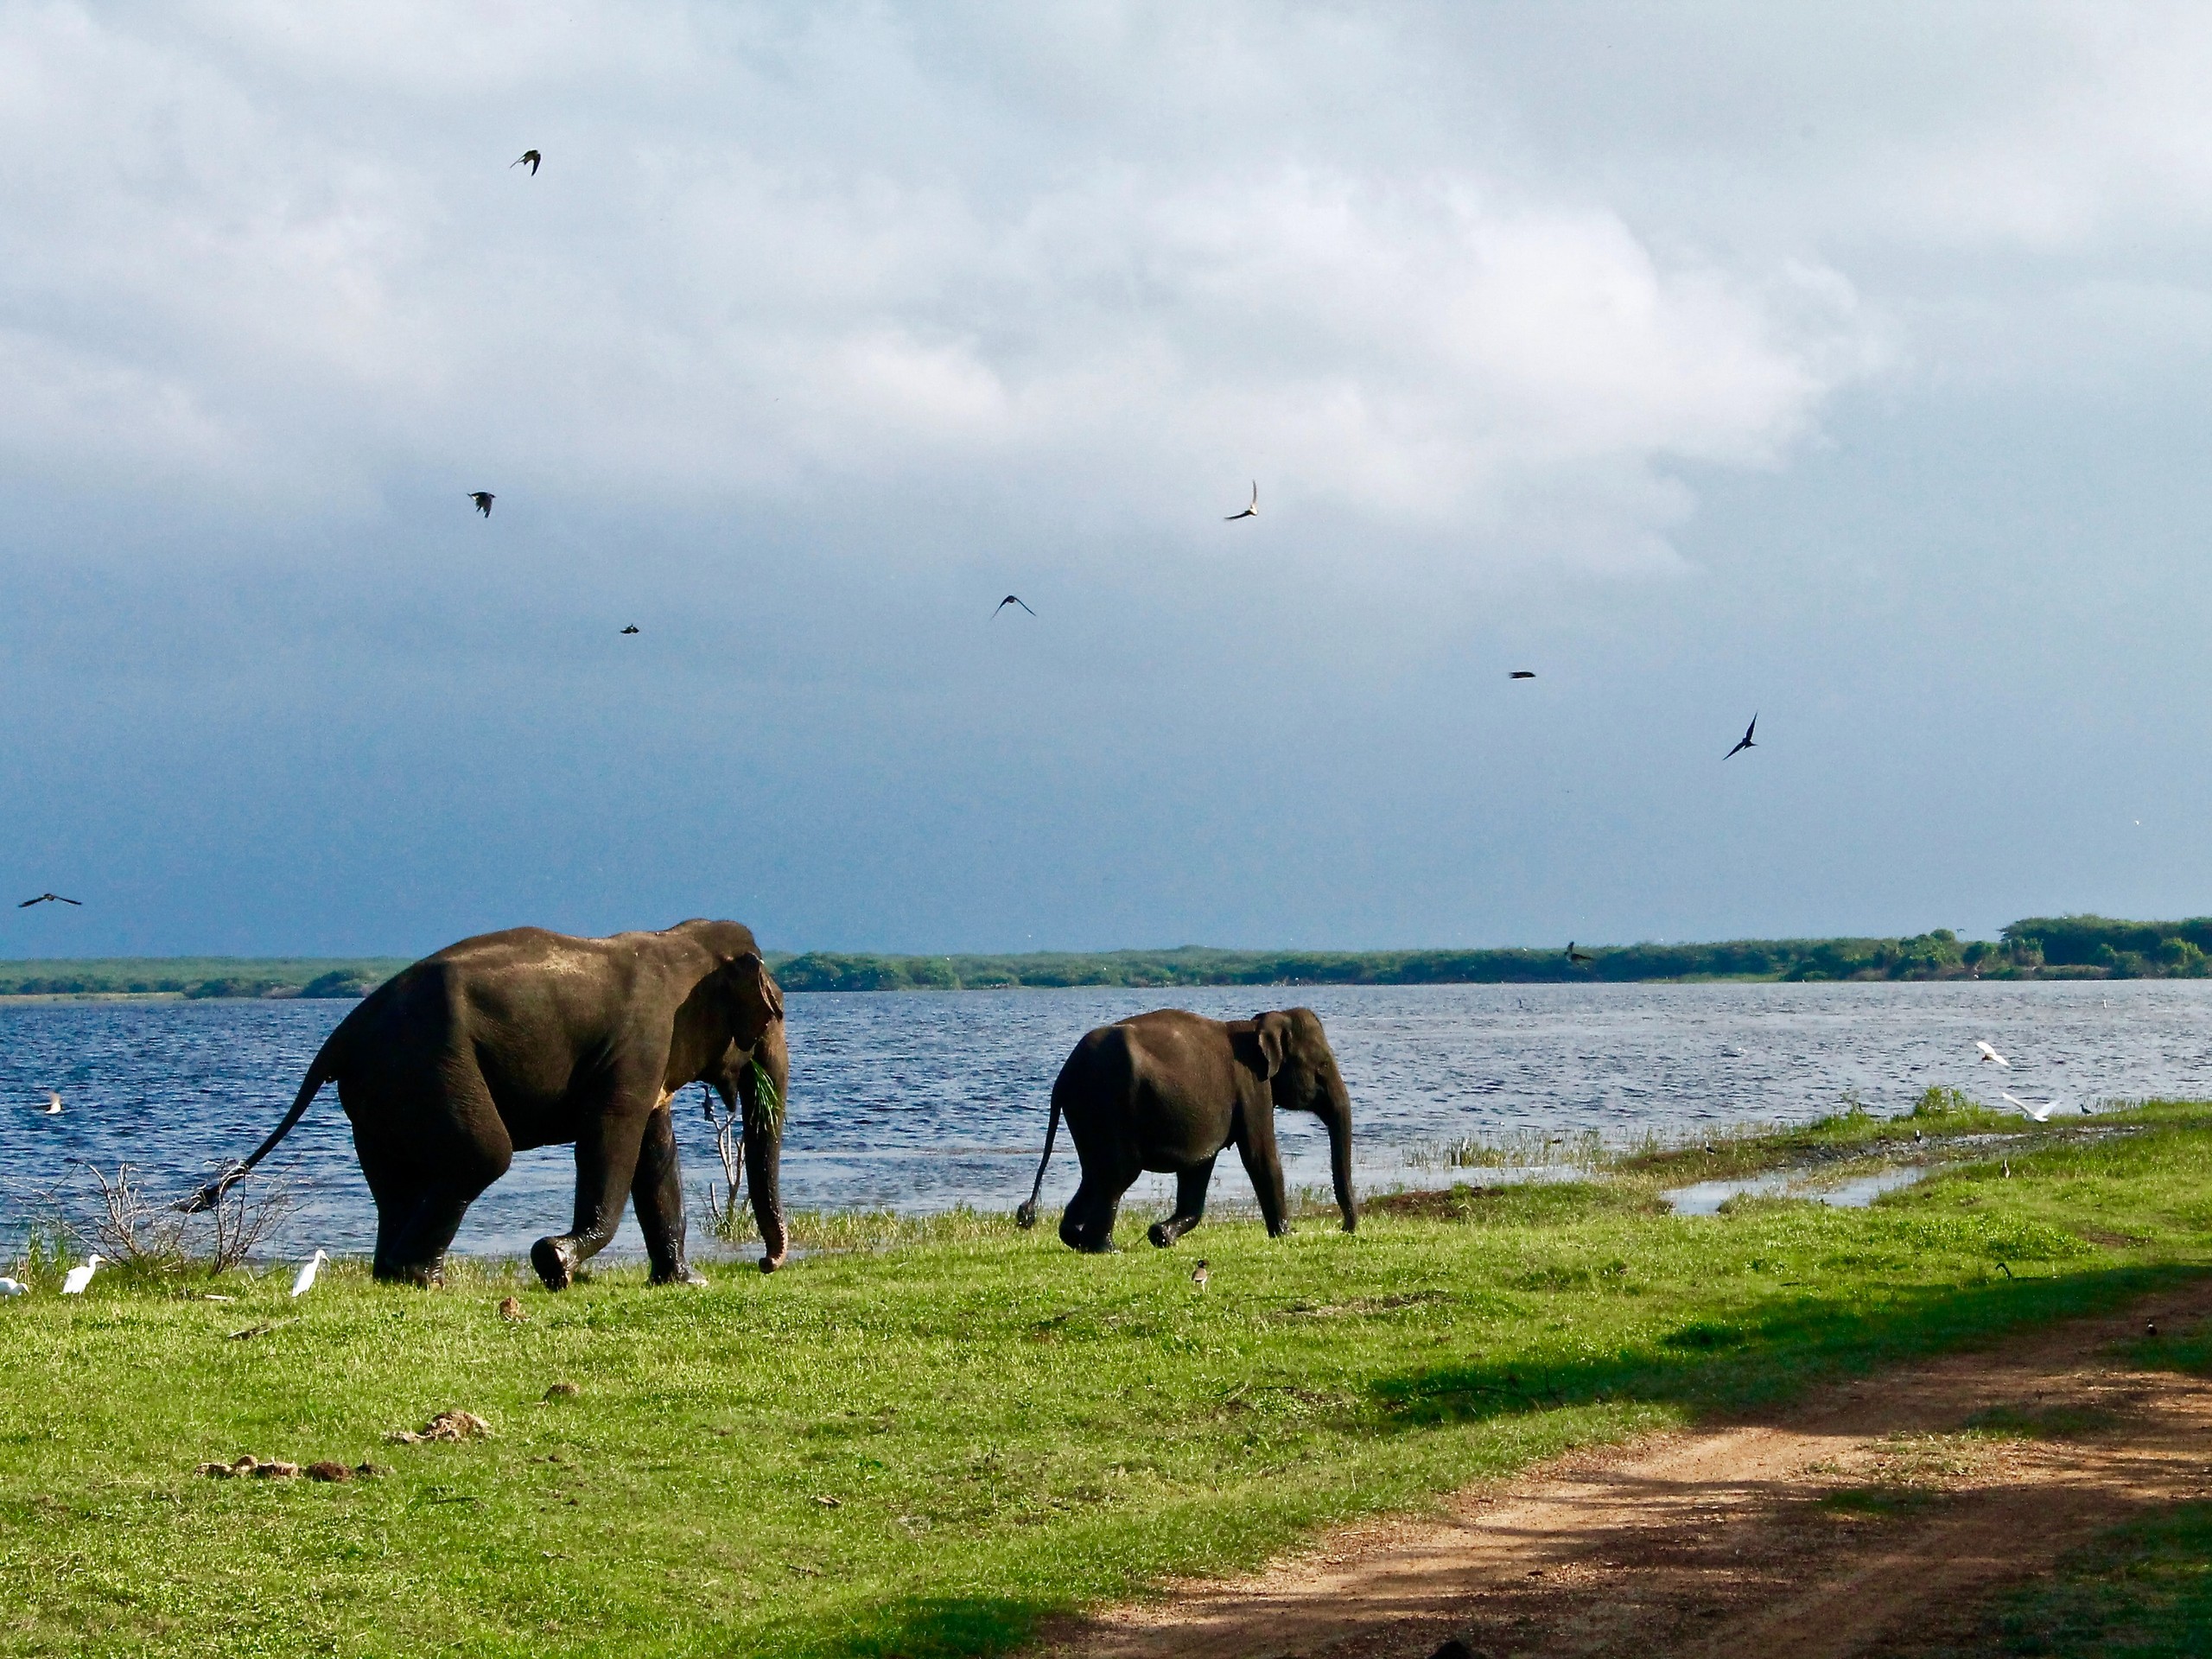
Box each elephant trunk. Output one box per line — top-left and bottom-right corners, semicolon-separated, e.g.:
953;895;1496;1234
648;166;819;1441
1324;1090;1358;1233
742;1025;791;1273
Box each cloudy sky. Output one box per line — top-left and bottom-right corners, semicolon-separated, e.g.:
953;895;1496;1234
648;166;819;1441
5;3;2212;957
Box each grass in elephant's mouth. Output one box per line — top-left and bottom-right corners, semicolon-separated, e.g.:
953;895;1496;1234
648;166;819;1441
4;1104;2212;1659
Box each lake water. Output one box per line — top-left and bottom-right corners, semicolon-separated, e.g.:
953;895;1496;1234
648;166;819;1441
3;980;2206;1261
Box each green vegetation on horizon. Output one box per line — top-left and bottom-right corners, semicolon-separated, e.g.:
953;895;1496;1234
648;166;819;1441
4;1103;2212;1656
4;912;2210;998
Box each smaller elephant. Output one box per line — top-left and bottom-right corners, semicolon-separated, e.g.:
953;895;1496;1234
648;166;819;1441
1016;1007;1357;1252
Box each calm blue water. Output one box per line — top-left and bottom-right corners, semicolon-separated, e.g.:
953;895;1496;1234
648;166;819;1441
3;980;2206;1260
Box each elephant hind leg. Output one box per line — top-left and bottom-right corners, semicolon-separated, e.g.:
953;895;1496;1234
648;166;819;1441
1058;1169;1133;1254
1148;1156;1217;1248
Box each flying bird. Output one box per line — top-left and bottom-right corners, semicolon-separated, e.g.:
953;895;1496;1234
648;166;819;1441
512;149;541;175
1224;481;1258;521
60;1255;104;1296
1725;715;1758;760
1566;943;1594;964
289;1249;328;1298
41;1092;61;1116
1510;671;1535;679
1191;1259;1209;1289
0;1278;25;1297
620;625;639;635
1976;1040;2011;1069
993;594;1036;617
2000;1092;2064;1123
18;893;80;907
468;492;495;518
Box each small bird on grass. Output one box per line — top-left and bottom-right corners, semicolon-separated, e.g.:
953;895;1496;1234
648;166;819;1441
1725;715;1758;760
993;594;1036;617
499;1296;526;1322
61;1255;104;1295
1191;1259;1209;1290
0;1278;27;1297
468;492;495;518
1224;481;1258;521
42;1092;61;1116
512;149;541;175
290;1249;328;1298
18;893;79;907
2147;1320;2160;1338
1976;1040;2011;1069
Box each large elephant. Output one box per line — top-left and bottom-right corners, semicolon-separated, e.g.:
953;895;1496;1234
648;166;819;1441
184;919;789;1289
1015;1007;1357;1252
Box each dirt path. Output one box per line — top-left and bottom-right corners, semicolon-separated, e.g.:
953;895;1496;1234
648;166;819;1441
1028;1278;2212;1659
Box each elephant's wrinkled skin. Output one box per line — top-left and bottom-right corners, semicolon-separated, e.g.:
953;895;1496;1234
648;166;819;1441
185;919;788;1289
1016;1007;1357;1252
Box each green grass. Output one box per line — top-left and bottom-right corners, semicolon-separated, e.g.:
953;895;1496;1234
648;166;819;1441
5;1109;2212;1657
1990;1503;2212;1655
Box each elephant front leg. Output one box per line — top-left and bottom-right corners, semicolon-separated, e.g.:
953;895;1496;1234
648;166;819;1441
1148;1157;1217;1248
739;1027;790;1274
1232;1121;1293;1237
632;1102;706;1287
533;1108;651;1291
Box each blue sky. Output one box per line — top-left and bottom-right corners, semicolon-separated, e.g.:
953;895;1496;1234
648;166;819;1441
5;3;2212;957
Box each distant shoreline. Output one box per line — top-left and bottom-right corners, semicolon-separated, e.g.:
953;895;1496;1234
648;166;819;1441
1;915;2206;998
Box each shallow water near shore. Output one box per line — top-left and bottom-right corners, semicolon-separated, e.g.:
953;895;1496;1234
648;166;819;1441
3;979;2209;1260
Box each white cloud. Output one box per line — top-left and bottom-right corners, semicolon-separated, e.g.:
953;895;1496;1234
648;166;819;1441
0;3;1883;572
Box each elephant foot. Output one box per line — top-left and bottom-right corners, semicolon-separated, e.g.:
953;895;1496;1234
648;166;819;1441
757;1249;786;1274
1147;1220;1179;1249
372;1259;444;1288
531;1236;578;1292
651;1264;709;1287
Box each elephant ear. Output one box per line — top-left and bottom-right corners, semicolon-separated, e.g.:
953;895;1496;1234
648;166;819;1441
722;951;785;1027
1251;1012;1292;1080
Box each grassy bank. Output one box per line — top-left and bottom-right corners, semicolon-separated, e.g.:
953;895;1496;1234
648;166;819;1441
3;1107;2211;1657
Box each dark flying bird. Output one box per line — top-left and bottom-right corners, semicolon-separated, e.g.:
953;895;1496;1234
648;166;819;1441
993;594;1036;617
1224;481;1258;521
512;149;541;175
1725;714;1758;759
1566;942;1594;964
18;893;80;908
468;492;494;518
1510;671;1535;679
620;625;640;635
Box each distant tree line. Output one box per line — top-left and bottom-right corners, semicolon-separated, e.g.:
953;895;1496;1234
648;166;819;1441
3;916;2208;999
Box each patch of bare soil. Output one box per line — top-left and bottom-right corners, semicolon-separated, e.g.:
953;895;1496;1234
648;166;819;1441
1027;1280;2212;1659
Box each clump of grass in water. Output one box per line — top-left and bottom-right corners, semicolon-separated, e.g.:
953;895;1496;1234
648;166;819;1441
1403;1128;1604;1171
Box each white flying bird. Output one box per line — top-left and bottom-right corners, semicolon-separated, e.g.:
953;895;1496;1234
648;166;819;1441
42;1091;61;1115
0;1277;27;1297
289;1249;328;1298
1224;481;1258;521
1975;1041;2010;1069
61;1255;104;1295
2000;1092;2064;1123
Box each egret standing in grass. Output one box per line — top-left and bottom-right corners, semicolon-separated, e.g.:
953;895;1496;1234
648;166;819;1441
290;1249;328;1298
60;1255;103;1294
0;1277;26;1297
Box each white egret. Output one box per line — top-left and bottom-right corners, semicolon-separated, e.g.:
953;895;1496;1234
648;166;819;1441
2000;1092;2066;1123
0;1277;27;1297
42;1091;61;1115
60;1255;104;1295
1975;1040;2010;1068
289;1249;328;1298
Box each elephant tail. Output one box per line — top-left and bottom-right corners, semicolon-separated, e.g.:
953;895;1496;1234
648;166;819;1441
175;1028;346;1213
1014;1084;1065;1230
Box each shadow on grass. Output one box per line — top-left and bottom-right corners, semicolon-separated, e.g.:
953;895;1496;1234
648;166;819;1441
1370;1263;2204;1428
